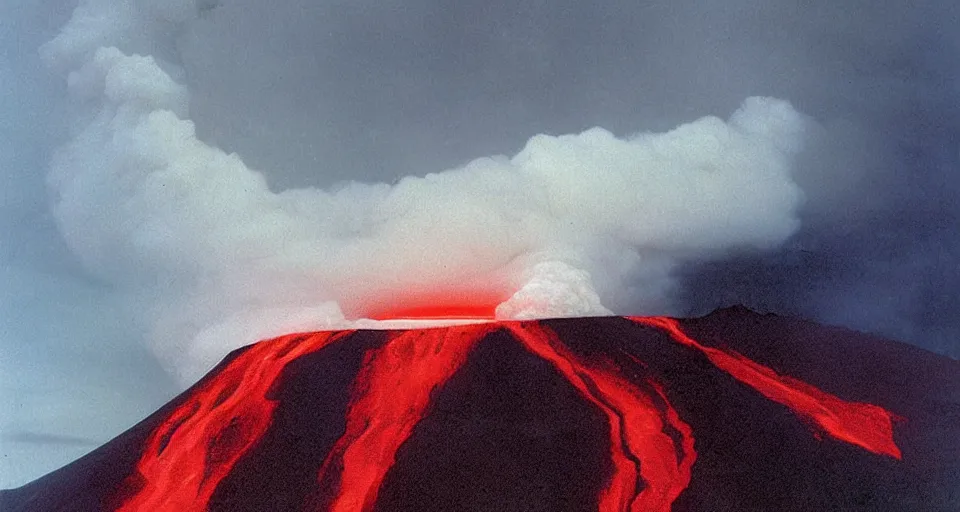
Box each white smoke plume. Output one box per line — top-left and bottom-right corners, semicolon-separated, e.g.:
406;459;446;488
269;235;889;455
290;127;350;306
43;0;807;385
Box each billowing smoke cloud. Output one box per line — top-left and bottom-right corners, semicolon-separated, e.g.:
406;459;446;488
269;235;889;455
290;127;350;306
41;1;807;384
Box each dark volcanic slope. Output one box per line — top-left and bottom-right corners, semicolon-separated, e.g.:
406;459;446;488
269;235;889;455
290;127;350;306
3;308;959;511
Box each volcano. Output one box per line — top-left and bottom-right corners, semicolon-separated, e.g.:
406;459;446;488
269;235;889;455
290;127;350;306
3;307;958;511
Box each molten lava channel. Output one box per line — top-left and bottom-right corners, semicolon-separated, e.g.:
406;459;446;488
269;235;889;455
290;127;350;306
114;314;903;512
317;324;498;511
506;322;697;512
113;331;353;511
315;321;697;512
629;316;902;459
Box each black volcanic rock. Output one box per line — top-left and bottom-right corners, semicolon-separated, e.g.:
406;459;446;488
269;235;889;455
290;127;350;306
3;310;959;511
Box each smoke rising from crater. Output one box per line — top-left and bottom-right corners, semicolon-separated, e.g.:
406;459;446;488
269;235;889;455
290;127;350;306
42;0;807;384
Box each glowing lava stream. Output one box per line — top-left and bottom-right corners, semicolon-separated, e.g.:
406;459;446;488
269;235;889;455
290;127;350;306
319;321;695;512
317;324;498;512
629;316;902;459
113;314;901;512
506;322;696;512
114;330;354;512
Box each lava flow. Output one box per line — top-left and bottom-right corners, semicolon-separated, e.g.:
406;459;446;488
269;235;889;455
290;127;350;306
4;311;936;512
629;316;902;459
507;322;696;512
113;331;353;511
319;320;696;512
317;324;497;512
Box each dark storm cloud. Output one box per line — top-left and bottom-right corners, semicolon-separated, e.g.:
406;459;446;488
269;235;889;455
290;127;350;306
178;0;959;356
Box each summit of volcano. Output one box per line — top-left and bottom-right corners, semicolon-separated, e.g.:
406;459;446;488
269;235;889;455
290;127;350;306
3;307;958;511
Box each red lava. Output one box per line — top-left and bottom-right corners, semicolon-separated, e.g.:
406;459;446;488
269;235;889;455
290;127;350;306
629;316;902;459
506;322;696;512
318;324;497;512
114;331;353;511
114;315;902;511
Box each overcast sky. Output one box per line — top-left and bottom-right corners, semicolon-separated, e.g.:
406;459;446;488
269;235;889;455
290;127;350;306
2;0;958;487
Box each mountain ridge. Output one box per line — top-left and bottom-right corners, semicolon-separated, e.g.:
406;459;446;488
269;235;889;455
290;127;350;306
3;308;958;511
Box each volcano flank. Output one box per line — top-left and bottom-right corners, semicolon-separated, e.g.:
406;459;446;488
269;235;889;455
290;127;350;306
2;307;958;511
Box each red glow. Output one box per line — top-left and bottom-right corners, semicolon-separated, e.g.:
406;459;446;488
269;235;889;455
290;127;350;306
629;316;902;459
370;304;497;320
365;290;502;320
114;331;353;511
506;322;696;512
318;323;497;512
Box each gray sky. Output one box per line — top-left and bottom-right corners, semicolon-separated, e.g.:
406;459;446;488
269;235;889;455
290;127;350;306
2;0;958;487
